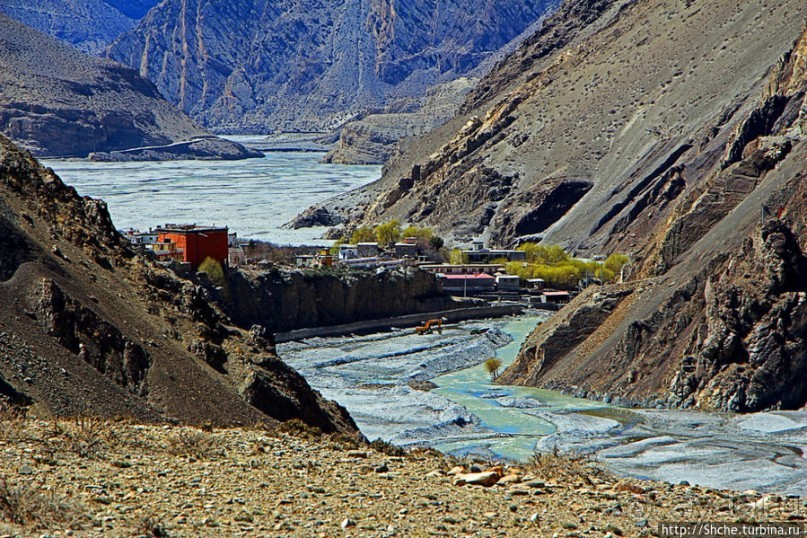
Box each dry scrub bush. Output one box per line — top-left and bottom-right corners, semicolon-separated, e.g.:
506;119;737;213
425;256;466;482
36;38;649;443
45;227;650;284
166;429;219;458
530;446;599;483
48;415;116;459
0;401;27;443
0;479;86;531
136;515;170;537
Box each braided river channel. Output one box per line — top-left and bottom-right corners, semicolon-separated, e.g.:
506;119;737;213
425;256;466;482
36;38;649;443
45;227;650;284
46;151;807;496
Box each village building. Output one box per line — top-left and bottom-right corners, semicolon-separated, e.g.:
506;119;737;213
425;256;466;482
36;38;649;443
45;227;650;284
541;290;571;305
526;278;546;293
495;274;521;292
295;249;335;268
439;273;496;295
122;228;159;247
356;242;379;258
338;245;359;261
462;239;527;264
155;224;229;270
420;264;505;276
394;241;419;258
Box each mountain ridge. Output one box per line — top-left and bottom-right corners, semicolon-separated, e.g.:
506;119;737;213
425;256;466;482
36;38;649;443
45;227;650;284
0;0;159;54
307;0;807;412
0;133;356;433
0;14;259;160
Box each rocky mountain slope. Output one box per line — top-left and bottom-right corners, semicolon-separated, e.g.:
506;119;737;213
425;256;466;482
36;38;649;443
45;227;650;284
0;15;258;160
0;133;355;433
0;0;158;54
108;0;556;134
316;0;807;412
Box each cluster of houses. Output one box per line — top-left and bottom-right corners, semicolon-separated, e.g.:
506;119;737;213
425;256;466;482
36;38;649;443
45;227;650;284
294;237;570;307
122;226;571;307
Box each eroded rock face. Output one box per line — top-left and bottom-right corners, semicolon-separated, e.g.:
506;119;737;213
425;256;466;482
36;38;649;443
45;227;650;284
108;0;556;133
333;0;805;249
239;365;357;434
227;267;457;333
498;22;807;411
32;278;152;395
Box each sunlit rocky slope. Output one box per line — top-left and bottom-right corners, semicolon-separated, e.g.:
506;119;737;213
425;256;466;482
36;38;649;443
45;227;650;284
0;15;258;160
312;0;807;411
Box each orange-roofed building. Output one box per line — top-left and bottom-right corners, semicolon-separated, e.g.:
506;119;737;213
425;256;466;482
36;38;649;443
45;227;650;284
155;224;229;270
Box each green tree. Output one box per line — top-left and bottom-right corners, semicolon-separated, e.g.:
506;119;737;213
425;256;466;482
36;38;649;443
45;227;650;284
604;253;630;275
428;235;445;250
517;243;570;265
350;226;376;244
329;237;346;256
402;225;434;241
198;257;230;300
449;248;469;265
375;219;402;246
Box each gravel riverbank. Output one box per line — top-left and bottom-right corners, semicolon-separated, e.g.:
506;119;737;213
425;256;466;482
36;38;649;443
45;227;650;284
2;418;800;537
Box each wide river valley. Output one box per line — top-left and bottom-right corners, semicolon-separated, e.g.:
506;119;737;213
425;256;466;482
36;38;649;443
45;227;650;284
46;152;807;496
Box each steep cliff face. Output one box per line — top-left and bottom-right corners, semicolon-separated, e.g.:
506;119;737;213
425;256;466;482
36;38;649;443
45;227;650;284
498;24;807;412
0;134;356;433
0;0;144;54
108;0;556;133
228;267;459;333
343;0;806;248
0;15;259;160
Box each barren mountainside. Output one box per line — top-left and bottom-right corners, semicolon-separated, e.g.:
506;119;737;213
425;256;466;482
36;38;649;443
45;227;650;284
108;0;556;133
0;15;258;160
324;0;807;412
0;134;356;433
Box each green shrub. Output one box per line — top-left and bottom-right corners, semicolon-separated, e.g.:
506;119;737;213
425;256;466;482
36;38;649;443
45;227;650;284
350;226;376;244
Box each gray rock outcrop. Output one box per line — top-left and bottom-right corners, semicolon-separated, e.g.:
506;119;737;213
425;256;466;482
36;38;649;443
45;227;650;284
108;0;557;133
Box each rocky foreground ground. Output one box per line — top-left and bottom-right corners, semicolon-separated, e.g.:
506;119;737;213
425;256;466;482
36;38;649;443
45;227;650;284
1;414;804;537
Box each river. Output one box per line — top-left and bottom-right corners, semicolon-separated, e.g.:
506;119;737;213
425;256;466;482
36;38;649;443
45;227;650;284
281;316;807;496
43;151;380;245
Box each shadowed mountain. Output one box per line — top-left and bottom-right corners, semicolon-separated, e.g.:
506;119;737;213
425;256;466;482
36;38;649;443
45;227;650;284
0;0;158;54
0;133;356;434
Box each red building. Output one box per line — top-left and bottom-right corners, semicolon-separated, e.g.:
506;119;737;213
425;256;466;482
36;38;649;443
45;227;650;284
155;224;229;270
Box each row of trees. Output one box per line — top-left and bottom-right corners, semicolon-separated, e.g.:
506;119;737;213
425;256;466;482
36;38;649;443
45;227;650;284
340;222;630;290
504;243;630;289
346;219;445;250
